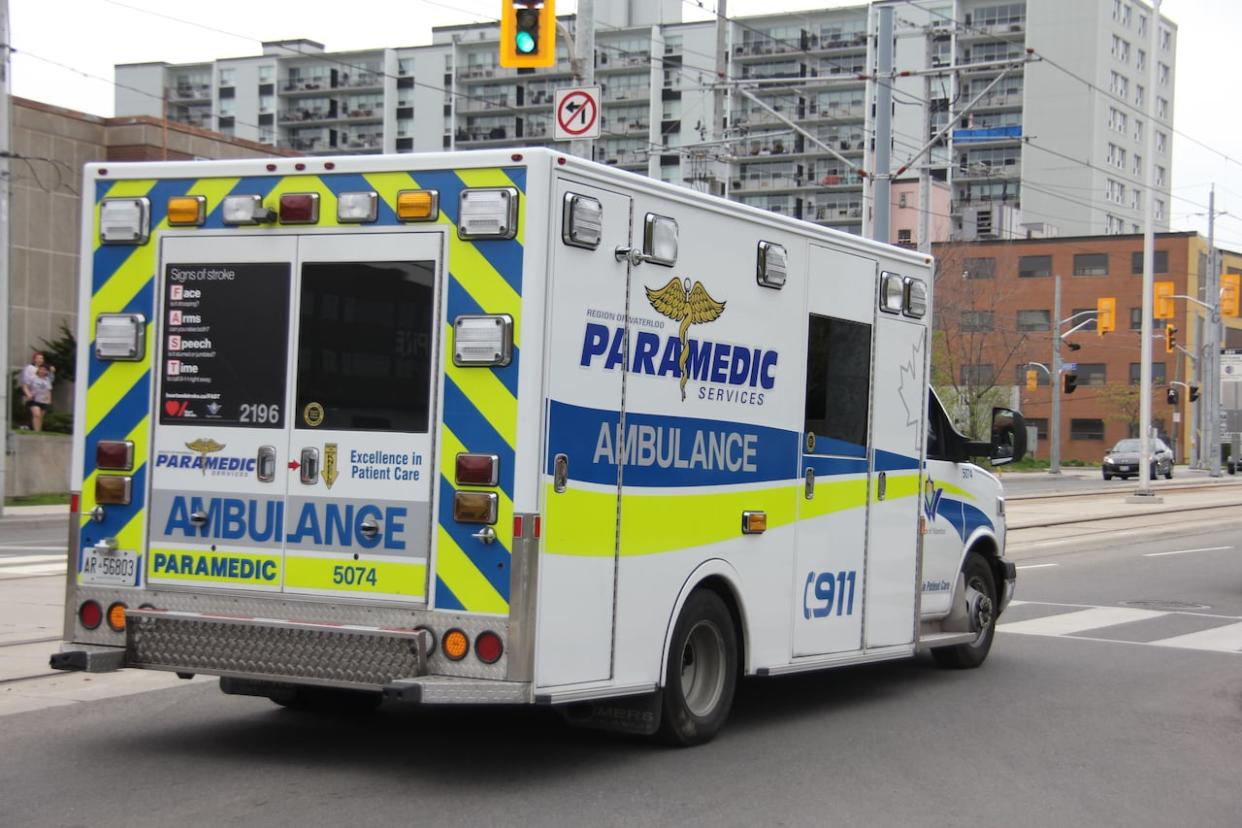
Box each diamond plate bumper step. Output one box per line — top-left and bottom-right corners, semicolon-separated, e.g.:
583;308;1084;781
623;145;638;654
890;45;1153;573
384;676;530;704
125;609;433;689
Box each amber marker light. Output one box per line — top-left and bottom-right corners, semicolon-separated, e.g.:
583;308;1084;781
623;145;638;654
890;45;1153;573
106;602;128;632
167;195;207;226
741;511;767;535
396;190;439;222
453;491;498;524
95;476;132;506
442;628;469;661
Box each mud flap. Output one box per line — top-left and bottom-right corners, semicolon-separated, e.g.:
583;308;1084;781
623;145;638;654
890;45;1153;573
558;692;663;736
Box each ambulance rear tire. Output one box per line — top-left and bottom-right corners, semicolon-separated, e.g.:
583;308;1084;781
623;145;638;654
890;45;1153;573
932;553;997;670
658;589;738;747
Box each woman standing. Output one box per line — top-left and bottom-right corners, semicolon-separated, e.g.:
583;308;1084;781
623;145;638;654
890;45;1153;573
20;351;55;431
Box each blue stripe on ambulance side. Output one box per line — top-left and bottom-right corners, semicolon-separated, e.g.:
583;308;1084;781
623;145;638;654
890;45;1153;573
83;376;150;480
442;376;515;499
409;171;465;224
91;246;138;293
434;577;465;612
876;449;922;472
802;455;869;477
436;476;511;601
444;277;520;398
95;179;116;202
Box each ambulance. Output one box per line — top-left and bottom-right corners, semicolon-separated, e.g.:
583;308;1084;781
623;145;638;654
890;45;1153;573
53;148;1025;744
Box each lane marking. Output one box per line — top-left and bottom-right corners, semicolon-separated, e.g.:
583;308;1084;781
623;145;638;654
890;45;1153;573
999;606;1166;636
1016;563;1058;570
0;555;65;566
1149;621;1242;653
1144;545;1232;558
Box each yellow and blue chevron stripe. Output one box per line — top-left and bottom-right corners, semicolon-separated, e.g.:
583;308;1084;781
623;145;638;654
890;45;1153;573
80;166;528;617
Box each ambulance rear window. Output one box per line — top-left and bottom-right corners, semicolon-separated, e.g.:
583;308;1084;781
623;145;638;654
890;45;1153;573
295;260;435;433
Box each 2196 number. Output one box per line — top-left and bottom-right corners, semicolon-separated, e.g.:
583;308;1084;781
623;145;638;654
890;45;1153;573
239;403;280;424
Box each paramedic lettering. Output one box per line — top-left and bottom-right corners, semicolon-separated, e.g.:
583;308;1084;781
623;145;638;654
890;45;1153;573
579;322;777;406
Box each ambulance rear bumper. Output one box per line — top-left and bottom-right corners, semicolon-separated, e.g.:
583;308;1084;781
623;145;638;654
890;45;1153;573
123;608;434;689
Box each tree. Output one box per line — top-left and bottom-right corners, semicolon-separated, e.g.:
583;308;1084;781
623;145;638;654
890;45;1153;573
930;245;1029;440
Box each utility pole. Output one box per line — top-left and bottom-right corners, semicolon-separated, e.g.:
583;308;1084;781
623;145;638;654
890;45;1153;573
713;0;728;143
1206;185;1222;476
872;3;894;244
0;0;10;516
1133;0;1161;501
917;22;932;254
1050;275;1062;475
577;0;596;162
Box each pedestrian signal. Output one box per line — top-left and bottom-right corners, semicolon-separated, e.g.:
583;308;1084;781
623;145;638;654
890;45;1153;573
1189;385;1200;403
1062;371;1077;394
1025;369;1038;391
500;0;557;68
1154;281;1175;319
1222;273;1241;318
1164;323;1177;354
1167;387;1179;405
1096;297;1115;335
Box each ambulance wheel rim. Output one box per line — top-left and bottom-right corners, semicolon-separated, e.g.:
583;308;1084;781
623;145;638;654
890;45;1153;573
680;619;726;717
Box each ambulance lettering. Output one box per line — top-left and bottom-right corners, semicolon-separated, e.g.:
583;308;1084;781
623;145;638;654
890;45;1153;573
802;570;859;619
162;496;407;550
150;551;278;583
592;422;758;473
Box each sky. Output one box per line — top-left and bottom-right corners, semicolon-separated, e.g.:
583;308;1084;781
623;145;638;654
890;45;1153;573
9;0;1242;247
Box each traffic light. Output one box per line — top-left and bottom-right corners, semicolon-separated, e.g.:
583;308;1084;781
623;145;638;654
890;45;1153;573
500;0;557;68
1190;385;1200;403
1096;296;1116;335
1167;387;1179;405
1154;281;1175;319
1026;369;1038;391
1062;371;1077;394
1164;323;1177;353
1222;273;1241;317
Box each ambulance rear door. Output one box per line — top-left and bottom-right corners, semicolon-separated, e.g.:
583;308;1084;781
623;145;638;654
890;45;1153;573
147;232;441;604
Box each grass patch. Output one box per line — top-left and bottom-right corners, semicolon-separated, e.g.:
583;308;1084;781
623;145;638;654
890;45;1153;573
6;492;70;506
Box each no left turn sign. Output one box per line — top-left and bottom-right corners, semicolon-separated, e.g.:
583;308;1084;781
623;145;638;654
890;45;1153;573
554;87;601;140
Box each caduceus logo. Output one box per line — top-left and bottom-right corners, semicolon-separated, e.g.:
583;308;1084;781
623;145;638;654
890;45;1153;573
185;438;225;476
645;277;726;401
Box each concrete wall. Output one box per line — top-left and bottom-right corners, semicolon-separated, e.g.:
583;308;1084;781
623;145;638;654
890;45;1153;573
5;434;71;498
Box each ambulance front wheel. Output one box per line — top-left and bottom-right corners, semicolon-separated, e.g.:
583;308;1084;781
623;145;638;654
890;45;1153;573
932;552;997;670
659;589;738;746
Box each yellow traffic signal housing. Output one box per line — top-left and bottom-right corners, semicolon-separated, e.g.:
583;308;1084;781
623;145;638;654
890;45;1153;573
500;0;557;68
1164;323;1177;353
1222;273;1241;317
1025;369;1038;391
1154;281;1175;319
1096;296;1116;335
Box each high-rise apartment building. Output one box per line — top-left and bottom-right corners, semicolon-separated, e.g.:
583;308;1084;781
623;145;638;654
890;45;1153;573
114;0;1176;239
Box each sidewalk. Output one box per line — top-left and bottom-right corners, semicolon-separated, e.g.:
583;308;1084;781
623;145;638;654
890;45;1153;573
1006;484;1242;529
0;504;69;532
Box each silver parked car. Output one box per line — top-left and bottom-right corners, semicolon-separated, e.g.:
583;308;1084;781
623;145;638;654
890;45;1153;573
1102;437;1174;480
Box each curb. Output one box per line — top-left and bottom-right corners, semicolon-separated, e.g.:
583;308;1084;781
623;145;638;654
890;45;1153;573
0;516;70;531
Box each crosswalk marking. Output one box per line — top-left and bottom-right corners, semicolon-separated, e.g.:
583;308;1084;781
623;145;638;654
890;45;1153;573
999;601;1242;655
0;554;66;579
1000;607;1165;636
1144;546;1232;558
1148;621;1242;653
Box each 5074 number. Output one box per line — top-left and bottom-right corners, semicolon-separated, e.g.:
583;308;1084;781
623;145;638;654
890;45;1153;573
332;565;378;587
239;403;280;424
802;569;858;619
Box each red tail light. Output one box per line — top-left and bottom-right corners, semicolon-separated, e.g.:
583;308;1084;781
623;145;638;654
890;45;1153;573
455;453;499;486
79;601;103;630
475;630;503;664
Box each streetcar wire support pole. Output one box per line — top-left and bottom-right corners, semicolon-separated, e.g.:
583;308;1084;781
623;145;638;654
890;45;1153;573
1133;0;1161;502
1206;185;1222;477
0;0;10;516
872;3;894;243
733;86;861;172
1051;275;1062;475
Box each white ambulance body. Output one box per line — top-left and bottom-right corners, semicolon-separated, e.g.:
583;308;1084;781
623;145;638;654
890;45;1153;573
56;149;1024;744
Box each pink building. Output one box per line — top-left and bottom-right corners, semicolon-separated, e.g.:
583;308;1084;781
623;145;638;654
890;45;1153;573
890;177;951;248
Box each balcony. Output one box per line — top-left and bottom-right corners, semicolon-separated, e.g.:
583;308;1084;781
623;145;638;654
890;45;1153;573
168;83;211;101
734;40;805;60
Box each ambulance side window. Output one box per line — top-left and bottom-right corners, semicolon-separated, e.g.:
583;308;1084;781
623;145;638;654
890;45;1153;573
803;314;871;454
926;395;952;461
296;260;435;433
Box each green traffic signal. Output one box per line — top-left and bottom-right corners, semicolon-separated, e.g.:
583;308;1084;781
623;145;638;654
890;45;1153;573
516;8;539;53
516;30;536;53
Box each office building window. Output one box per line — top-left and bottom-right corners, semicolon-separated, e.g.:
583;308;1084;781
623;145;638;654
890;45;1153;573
1019;255;1052;277
1077;363;1107;385
960;311;994;332
1129;362;1167;385
1071;419;1105;440
1073;253;1109;276
963;257;995;279
1016;309;1051;331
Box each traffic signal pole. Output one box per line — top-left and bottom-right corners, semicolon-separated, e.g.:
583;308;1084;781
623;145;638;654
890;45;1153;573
1133;0;1161;501
1051;275;1062;475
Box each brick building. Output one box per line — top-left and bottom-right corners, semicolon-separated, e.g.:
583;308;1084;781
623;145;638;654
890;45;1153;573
931;232;1242;464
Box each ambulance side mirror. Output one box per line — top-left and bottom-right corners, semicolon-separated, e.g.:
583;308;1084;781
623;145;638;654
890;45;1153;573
987;407;1026;466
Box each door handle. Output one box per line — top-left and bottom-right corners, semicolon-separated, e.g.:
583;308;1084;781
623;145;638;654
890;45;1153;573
300;447;320;485
359;518;379;539
257;445;276;483
472;526;497;544
804;467;815;500
189;510;209;527
553;453;569;493
877;471;887;501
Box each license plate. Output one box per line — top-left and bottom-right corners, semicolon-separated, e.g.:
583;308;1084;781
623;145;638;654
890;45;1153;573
81;549;138;586
1119;465;1132;471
